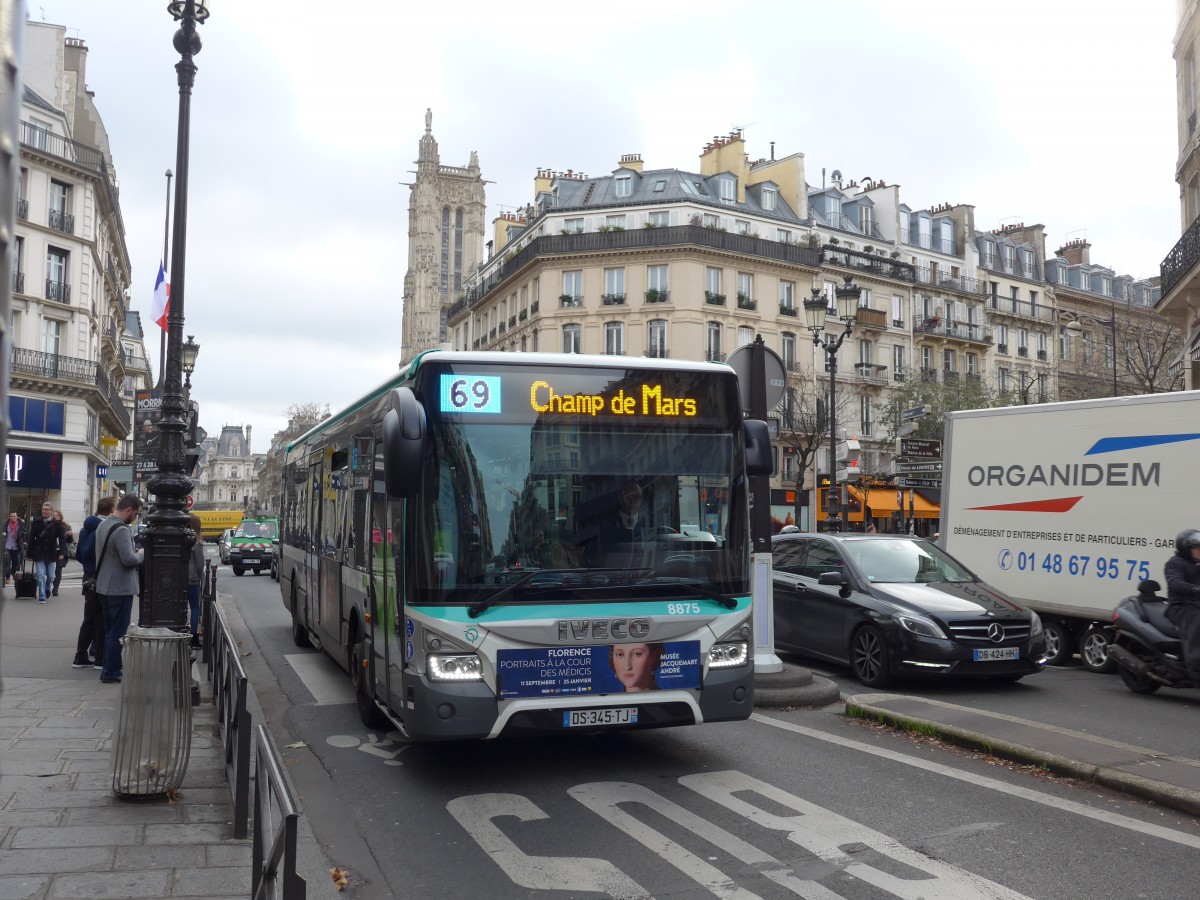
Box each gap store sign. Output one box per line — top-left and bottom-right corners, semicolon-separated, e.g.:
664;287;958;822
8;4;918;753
4;450;63;490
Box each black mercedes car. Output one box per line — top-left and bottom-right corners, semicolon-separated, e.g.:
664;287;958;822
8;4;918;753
771;533;1047;687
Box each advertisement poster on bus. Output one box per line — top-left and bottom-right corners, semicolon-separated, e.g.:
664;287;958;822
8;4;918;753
134;389;162;479
497;641;701;698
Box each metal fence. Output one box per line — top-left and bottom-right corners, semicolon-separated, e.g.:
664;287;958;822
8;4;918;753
252;725;306;900
203;565;251;838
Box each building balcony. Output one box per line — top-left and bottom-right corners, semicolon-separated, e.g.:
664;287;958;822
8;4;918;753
987;295;1056;322
16;198;27;220
560;294;583;308
646;347;669;359
48;209;75;234
919;318;993;344
12;271;24;294
779;304;798;317
601;293;626;306
46;280;71;304
914;267;986;295
1017;346;1029;357
853;307;888;330
821;244;917;282
518;309;528;321
855;362;889;384
736;294;757;310
706;350;726;362
509;315;517;328
1161;212;1200;296
645;289;670;303
705;291;726;306
9;347;130;433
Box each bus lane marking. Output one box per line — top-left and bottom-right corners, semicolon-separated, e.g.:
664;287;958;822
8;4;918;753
678;770;1027;900
751;713;1200;850
446;792;651;900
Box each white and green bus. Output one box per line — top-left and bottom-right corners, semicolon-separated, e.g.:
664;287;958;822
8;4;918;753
279;350;771;740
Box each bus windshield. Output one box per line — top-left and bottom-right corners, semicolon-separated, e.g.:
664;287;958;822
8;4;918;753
409;364;749;604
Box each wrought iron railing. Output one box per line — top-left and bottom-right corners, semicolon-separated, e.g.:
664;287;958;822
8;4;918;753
11;271;23;293
48;209;75;234
822;244;917;281
46;280;71;303
914;266;986;294
10;347;130;431
16;197;27;219
1160;212;1200;296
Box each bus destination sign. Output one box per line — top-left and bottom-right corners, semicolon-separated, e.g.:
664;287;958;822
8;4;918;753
439;373;702;419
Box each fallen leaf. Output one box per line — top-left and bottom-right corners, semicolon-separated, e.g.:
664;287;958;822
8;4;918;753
166;788;182;803
285;741;307;749
329;866;350;891
241;650;253;657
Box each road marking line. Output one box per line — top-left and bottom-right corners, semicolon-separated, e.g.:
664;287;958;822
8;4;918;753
752;713;1200;849
285;653;355;705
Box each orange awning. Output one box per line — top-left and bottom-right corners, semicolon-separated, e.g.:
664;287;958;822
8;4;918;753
850;486;940;519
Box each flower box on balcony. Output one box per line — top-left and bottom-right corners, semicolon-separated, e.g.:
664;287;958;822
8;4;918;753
645;289;670;303
704;291;726;306
560;294;582;308
601;293;626;306
779;304;798;317
736;293;756;310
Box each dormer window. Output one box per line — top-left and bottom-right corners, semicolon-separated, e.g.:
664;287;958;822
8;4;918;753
860;205;874;234
828;196;841;221
720;178;735;202
1102;276;1112;296
1003;245;1015;270
653;179;667;192
982;241;996;268
1020;248;1033;276
762;188;776;211
615;176;631;198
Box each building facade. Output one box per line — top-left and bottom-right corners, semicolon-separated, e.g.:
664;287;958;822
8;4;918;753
400;109;486;361
7;23;140;527
190;425;262;511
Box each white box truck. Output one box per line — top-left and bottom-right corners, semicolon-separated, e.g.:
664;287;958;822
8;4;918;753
940;391;1200;671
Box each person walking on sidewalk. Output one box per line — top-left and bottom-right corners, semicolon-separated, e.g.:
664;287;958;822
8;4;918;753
52;510;73;596
26;502;66;603
72;497;114;670
4;511;25;584
95;495;143;684
187;513;205;648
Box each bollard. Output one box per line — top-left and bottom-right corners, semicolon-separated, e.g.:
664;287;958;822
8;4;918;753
111;626;193;799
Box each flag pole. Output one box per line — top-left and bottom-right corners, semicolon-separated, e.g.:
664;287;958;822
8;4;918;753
159;169;173;389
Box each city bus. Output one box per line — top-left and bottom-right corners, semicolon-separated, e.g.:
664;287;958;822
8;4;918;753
278;350;771;740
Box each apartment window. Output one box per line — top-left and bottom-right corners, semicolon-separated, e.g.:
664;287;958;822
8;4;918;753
858;286;872;310
562;270;582;300
647;210;669;227
614;176;631;198
706;267;722;295
779;280;795;309
42;318;61;356
46;247;69;301
604;267;625;296
1083;334;1094;365
781;332;796;369
998;368;1010;393
648;319;667;357
1004;245;1015;270
27;118;50;150
828;196;841;221
942;349;955;372
12;235;22;287
702;213;720;228
9;396;66;435
737;326;753;348
735;220;751;235
48;180;72;233
604;322;624;355
858;341;873;367
647;265;668;292
653;180;667;192
1010;285;1020;302
562;324;581;354
921;346;933;370
860;205;874;234
891;294;904;326
982;241;995;268
860;396;873;437
706;322;723;361
1030;289;1039;309
996;324;1009;351
1017;329;1029;353
1037;332;1048;358
737;272;753;301
605;214;626;230
763;188;776;211
563;217;584;233
1020;248;1033;277
777;229;791;243
1102;276;1112;296
966;352;978;375
893;344;905;374
720;178;735;201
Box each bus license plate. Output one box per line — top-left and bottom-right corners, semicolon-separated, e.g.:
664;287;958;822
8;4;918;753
973;647;1020;661
563;707;638;728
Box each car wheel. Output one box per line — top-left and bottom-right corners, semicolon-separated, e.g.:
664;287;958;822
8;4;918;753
233;566;244;576
291;592;311;648
1079;626;1116;674
1041;621;1074;666
352;631;387;728
850;625;893;688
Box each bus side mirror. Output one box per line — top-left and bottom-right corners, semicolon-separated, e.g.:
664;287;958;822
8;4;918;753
743;419;772;476
383;387;426;498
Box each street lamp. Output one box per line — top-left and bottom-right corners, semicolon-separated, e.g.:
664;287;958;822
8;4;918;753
181;334;199;394
804;275;859;532
143;0;209;628
1061;308;1119;397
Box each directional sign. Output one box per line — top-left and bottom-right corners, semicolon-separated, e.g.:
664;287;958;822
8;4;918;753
896;461;942;472
901;405;927;421
898;477;942;488
900;438;942;459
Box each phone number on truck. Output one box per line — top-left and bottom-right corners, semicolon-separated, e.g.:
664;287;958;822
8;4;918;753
1000;551;1151;582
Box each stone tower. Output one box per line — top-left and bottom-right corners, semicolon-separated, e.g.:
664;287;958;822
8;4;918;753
401;110;486;361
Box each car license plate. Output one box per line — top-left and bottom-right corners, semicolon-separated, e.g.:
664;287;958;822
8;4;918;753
973;647;1020;661
241;558;259;565
563;707;638;728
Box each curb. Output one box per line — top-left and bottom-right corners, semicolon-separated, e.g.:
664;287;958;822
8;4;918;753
754;663;842;708
847;698;1200;817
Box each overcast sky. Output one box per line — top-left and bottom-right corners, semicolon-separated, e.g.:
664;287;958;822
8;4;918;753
37;1;1179;453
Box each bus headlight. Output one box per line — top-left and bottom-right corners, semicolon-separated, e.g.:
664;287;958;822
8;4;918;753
428;653;484;682
708;641;749;668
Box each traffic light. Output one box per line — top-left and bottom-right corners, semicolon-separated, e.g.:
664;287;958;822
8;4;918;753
838;438;862;482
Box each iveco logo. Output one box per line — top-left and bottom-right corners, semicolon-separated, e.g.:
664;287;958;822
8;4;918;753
987;622;1006;643
557;618;650;642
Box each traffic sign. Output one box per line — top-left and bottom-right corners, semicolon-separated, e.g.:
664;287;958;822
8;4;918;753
727;343;787;414
901;405;927;421
896;461;942;472
900;438;941;459
187;495;194;510
898;477;941;488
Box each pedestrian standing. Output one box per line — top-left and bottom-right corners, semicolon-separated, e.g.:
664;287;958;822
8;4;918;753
95;495;144;684
187;513;205;648
72;497;114;670
52;511;73;596
26;502;66;603
4;511;25;584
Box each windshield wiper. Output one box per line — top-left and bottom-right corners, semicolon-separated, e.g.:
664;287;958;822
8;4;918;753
467;571;539;618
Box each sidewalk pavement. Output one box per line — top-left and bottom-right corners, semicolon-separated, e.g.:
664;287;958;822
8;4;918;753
847;692;1200;817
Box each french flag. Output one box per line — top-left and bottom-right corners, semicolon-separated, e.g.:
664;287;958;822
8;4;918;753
151;261;170;332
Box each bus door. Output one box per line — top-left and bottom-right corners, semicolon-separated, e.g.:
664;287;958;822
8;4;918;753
367;425;398;710
305;459;322;641
316;447;350;649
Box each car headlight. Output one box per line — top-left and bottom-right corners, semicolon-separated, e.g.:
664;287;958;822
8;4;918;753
427;653;484;682
897;614;948;640
1029;610;1043;636
708;641;749;668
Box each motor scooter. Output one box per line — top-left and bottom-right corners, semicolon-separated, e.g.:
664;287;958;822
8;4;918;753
1107;580;1198;694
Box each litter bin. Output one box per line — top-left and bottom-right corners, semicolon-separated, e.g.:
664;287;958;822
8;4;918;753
111;625;193;799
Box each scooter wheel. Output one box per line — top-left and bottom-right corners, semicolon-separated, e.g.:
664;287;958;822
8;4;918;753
1118;662;1161;694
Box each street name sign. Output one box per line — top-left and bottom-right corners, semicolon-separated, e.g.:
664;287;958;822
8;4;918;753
901;405;927;421
896;461;942;472
898;477;942;488
900;438;942;459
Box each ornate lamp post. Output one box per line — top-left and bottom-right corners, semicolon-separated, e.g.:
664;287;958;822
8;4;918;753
181;334;200;396
1061;309;1119;397
142;0;209;627
804;275;859;532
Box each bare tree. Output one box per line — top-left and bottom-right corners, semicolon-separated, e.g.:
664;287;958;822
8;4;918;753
1059;313;1183;400
257;402;332;512
777;369;860;527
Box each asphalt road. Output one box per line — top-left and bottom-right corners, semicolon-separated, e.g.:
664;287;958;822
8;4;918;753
220;557;1200;900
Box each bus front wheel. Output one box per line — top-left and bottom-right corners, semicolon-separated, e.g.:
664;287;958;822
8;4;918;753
352;633;387;729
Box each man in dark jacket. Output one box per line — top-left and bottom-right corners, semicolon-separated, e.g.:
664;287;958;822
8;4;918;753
95;495;144;684
26;502;66;603
1165;529;1200;677
72;497;114;669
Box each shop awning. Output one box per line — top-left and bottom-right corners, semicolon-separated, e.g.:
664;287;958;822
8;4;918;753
850;486;941;519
